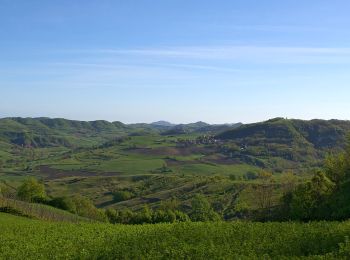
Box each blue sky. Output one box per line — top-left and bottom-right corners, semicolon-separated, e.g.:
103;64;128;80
1;0;350;123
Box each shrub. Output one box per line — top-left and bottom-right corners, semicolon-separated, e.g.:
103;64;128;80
72;195;107;222
244;172;258;180
49;197;77;214
112;191;134;203
190;194;221;222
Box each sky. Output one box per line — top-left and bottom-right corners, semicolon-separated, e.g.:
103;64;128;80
1;0;350;124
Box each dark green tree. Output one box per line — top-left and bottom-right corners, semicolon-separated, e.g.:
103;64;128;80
49;197;77;213
286;171;335;220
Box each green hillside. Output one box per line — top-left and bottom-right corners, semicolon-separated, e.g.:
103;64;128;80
0;117;131;147
218;118;350;149
216;118;350;170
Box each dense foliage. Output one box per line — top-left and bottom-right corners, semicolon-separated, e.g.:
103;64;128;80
282;136;350;221
2;213;350;259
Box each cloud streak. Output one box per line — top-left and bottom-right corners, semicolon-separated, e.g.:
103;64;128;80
58;45;350;65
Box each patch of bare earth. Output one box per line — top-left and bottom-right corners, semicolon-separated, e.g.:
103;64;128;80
126;146;214;156
38;165;119;180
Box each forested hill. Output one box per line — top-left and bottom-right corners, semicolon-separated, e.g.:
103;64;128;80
213;118;350;169
2;117;350;152
217;118;350;149
0;117;239;147
0;117;130;147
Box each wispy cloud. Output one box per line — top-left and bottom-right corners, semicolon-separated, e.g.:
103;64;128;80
59;45;350;65
3;45;350;90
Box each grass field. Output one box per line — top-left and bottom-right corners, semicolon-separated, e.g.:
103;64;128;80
1;213;350;259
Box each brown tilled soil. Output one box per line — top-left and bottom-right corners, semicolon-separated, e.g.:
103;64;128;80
37;165;119;180
164;158;197;167
207;158;242;165
126;146;214;157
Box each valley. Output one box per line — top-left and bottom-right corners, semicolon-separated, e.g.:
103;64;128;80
1;117;349;220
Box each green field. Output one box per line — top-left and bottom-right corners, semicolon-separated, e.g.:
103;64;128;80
1;213;350;259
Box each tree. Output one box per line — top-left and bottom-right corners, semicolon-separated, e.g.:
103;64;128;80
190;194;221;222
324;153;348;187
286;171;335;220
17;178;47;202
324;135;350;186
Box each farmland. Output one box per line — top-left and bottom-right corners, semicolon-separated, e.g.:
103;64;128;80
0;117;349;218
2;212;350;259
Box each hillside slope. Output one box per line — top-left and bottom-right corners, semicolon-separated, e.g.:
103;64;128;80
216;118;350;167
0;117;130;147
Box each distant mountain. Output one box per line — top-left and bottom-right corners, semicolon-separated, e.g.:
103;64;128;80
151;121;175;127
161;121;242;135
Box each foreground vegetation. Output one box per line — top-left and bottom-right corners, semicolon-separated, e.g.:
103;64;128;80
2;213;350;259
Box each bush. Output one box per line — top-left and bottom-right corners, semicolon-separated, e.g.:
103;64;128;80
112;191;134;203
190;194;221;222
152;210;176;223
244;172;258;180
72;195;107;222
49;197;77;214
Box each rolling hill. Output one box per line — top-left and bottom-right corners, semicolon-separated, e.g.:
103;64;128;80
0;117;242;148
216;118;350;168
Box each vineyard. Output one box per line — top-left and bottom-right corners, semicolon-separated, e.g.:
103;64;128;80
1;213;350;259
